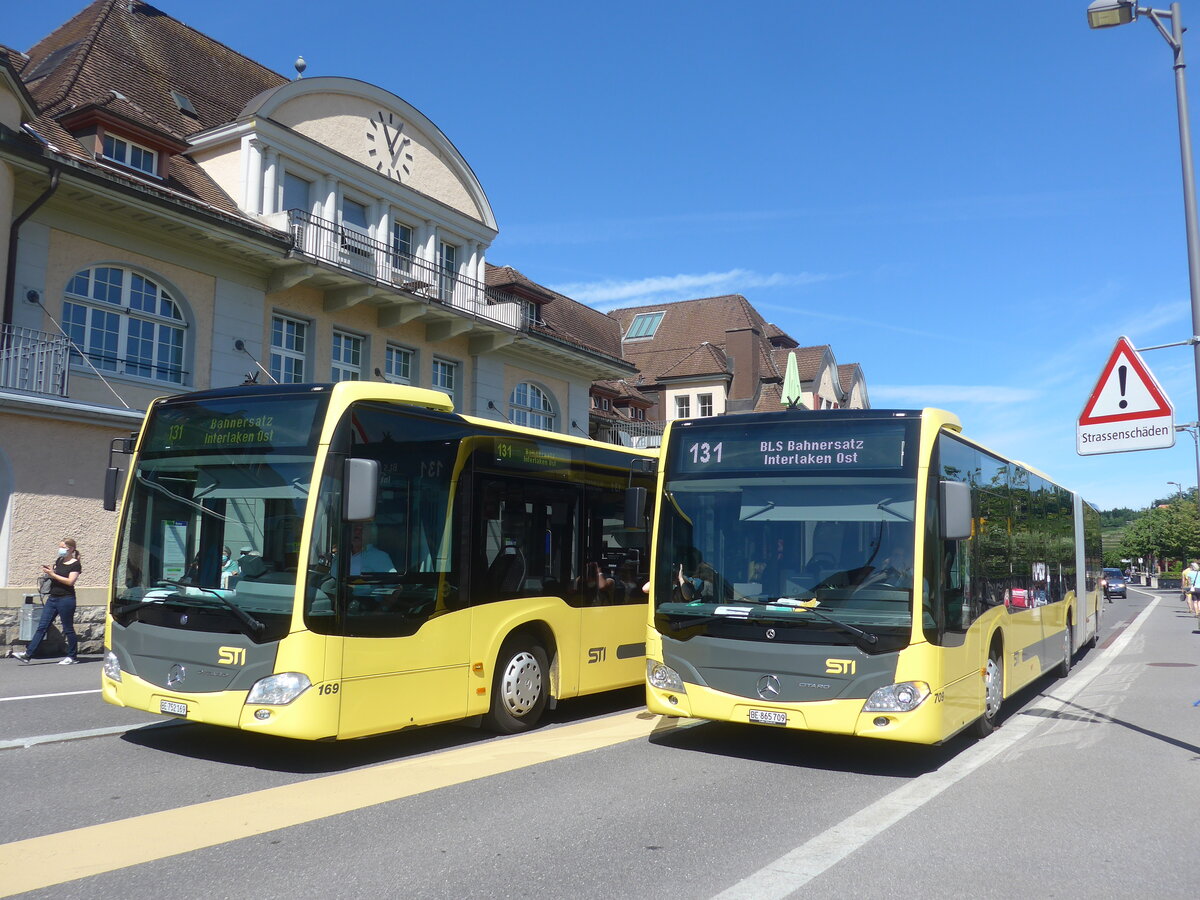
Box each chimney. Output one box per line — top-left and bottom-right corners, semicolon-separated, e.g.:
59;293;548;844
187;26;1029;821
725;326;761;401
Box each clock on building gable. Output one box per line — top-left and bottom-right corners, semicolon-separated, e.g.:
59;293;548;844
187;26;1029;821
366;109;413;182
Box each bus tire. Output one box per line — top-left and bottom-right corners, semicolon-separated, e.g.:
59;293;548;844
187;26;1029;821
485;638;549;734
1055;622;1073;678
973;648;1003;738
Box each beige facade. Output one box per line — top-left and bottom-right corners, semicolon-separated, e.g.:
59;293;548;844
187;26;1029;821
0;6;635;648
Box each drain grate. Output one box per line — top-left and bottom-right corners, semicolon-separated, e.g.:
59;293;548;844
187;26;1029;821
1147;662;1197;667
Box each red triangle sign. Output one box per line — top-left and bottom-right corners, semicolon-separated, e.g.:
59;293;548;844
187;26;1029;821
1079;336;1173;425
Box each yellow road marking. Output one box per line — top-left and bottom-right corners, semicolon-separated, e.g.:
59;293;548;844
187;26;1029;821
0;711;690;896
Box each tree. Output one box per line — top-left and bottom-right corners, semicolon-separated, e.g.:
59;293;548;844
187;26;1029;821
1118;499;1200;568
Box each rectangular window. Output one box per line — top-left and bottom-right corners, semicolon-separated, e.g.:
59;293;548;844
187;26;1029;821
625;311;664;341
432;358;457;400
331;331;362;382
271;314;307;384
437;241;458;301
392;221;414;266
698;393;713;417
283;173;311;214
675;395;691;419
384;344;413;384
341;198;369;229
101;134;158;176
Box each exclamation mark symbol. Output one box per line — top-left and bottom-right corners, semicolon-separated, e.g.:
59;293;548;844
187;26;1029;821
1118;365;1128;409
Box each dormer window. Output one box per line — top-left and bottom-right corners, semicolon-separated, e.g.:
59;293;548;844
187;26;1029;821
103;134;157;176
625;311;664;341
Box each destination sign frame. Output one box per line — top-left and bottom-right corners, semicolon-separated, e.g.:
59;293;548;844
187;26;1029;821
144;396;325;455
669;420;913;477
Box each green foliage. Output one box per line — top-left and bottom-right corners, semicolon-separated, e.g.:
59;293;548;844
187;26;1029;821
1116;498;1200;565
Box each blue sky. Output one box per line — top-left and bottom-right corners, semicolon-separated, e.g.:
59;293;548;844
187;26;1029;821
11;1;1200;510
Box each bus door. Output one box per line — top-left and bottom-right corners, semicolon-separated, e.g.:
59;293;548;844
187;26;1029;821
575;482;650;694
333;437;469;738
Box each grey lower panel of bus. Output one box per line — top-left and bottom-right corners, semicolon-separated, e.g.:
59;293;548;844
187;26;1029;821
112;624;279;693
662;636;899;703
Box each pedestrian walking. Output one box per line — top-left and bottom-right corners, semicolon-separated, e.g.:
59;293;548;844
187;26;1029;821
13;538;81;664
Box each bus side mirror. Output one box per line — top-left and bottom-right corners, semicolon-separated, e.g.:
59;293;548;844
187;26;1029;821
940;480;972;541
103;466;122;512
344;458;379;522
624;486;647;530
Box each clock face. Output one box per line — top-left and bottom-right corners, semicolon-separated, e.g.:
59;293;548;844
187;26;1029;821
366;109;413;182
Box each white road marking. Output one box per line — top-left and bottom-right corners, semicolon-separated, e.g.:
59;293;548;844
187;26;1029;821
0;689;101;703
0;721;178;751
712;596;1160;900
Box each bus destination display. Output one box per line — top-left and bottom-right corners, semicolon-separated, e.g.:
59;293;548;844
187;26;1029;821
672;423;908;474
146;397;322;453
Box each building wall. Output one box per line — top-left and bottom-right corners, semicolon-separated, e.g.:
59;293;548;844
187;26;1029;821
664;382;727;420
0;412;132;603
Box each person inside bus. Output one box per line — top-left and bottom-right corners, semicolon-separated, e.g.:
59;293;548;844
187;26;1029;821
349;523;396;575
859;544;913;588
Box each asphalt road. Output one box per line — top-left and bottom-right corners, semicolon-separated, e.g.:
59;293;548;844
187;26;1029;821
2;585;1197;899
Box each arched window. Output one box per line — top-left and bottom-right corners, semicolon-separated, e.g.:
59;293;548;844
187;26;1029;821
62;266;187;384
509;382;555;431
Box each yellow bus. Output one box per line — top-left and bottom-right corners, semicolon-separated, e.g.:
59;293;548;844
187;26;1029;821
644;407;1101;744
101;381;655;740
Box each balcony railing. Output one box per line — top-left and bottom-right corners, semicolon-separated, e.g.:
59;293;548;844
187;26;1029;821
0;324;70;397
285;210;527;331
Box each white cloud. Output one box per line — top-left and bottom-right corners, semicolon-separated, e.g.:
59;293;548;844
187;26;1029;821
550;268;833;308
871;384;1042;406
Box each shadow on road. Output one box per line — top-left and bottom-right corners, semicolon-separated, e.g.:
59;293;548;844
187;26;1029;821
119;686;646;774
1022;697;1200;759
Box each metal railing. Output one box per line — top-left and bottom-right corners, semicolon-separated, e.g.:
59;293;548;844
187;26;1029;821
286;210;527;331
599;417;664;449
0;324;70;397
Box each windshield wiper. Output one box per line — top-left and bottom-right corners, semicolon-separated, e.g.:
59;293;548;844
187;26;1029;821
772;598;878;645
134;472;229;523
118;579;265;638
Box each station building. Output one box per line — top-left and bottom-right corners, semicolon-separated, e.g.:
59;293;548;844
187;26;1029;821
0;0;633;625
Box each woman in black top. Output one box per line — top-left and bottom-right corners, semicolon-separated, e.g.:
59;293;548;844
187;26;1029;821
15;538;81;664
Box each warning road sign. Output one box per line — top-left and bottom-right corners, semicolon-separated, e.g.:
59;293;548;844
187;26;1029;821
1077;336;1174;455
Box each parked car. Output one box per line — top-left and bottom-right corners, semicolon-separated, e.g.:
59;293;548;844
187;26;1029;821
1102;567;1127;600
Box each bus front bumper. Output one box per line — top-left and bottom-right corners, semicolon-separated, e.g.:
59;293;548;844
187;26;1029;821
102;669;338;741
645;670;947;745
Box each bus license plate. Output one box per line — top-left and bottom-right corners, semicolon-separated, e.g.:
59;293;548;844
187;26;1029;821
160;699;187;717
748;709;787;726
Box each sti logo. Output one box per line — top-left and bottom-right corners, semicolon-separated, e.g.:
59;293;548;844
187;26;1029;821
825;658;855;675
218;646;246;666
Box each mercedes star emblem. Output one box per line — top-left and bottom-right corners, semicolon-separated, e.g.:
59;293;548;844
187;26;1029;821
757;674;781;699
167;664;186;687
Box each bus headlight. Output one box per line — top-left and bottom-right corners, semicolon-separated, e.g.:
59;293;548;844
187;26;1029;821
103;650;122;682
246;672;312;705
647;660;686;693
863;681;930;712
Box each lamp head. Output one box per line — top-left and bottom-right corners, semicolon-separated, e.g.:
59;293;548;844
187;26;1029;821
1087;0;1137;29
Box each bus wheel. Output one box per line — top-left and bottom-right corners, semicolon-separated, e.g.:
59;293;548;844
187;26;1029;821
485;639;549;734
973;649;1003;738
1055;623;1073;678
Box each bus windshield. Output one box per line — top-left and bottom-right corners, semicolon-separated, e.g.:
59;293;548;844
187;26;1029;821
656;417;919;651
111;392;326;640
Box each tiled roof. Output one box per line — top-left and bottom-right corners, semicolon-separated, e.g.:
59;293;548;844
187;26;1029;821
17;1;286;216
612;294;778;383
485;263;626;362
594;379;654;404
657;342;729;380
23;1;286;137
837;363;862;393
791;345;833;382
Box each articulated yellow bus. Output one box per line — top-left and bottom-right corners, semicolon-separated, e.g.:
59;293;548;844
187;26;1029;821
102;382;655;739
644;408;1101;744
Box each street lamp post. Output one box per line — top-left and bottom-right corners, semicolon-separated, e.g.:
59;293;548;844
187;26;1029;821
1169;479;1184;498
1089;1;1200;508
1177;421;1200;515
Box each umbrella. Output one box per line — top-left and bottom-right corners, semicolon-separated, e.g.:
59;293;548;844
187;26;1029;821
782;351;805;408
